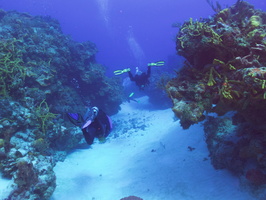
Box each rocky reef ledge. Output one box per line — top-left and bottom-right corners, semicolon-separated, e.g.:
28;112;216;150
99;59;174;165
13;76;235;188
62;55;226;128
0;9;123;199
167;1;266;197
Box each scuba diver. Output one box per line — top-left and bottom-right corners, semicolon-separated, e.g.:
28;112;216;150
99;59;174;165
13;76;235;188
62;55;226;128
67;107;112;145
114;61;164;90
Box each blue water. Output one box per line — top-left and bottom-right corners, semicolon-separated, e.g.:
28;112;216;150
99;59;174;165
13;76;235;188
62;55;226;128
1;0;264;74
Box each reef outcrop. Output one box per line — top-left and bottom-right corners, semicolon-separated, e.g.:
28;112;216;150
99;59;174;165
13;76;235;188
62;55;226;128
0;10;123;199
167;0;266;194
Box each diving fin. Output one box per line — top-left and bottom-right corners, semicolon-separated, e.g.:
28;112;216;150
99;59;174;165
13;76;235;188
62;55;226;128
148;61;165;67
67;113;84;127
114;68;131;75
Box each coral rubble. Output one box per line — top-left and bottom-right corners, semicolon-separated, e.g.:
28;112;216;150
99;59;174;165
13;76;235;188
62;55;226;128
167;0;266;194
0;9;123;199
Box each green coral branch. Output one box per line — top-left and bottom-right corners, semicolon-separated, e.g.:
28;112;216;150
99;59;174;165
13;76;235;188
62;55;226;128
207;67;221;86
219;78;234;99
213;59;236;71
178;18;223;49
0;39;25;97
220;87;233;99
262;80;266;89
35;99;58;135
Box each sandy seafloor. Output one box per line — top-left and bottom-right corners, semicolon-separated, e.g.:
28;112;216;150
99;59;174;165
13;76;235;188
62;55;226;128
51;96;257;200
0;96;257;200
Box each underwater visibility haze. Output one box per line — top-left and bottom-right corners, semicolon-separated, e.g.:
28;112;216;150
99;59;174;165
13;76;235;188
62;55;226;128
1;0;264;70
0;0;266;199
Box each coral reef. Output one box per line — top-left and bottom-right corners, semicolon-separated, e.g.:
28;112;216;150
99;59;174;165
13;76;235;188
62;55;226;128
166;0;266;193
1;129;56;199
168;1;266;128
203;115;244;173
0;9;123;199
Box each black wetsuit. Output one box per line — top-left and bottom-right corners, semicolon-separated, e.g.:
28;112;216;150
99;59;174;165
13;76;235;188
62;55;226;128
128;66;151;89
82;109;112;145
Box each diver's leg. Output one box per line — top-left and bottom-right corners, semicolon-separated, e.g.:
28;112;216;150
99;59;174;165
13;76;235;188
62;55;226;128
128;71;135;81
147;65;151;78
82;127;96;145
